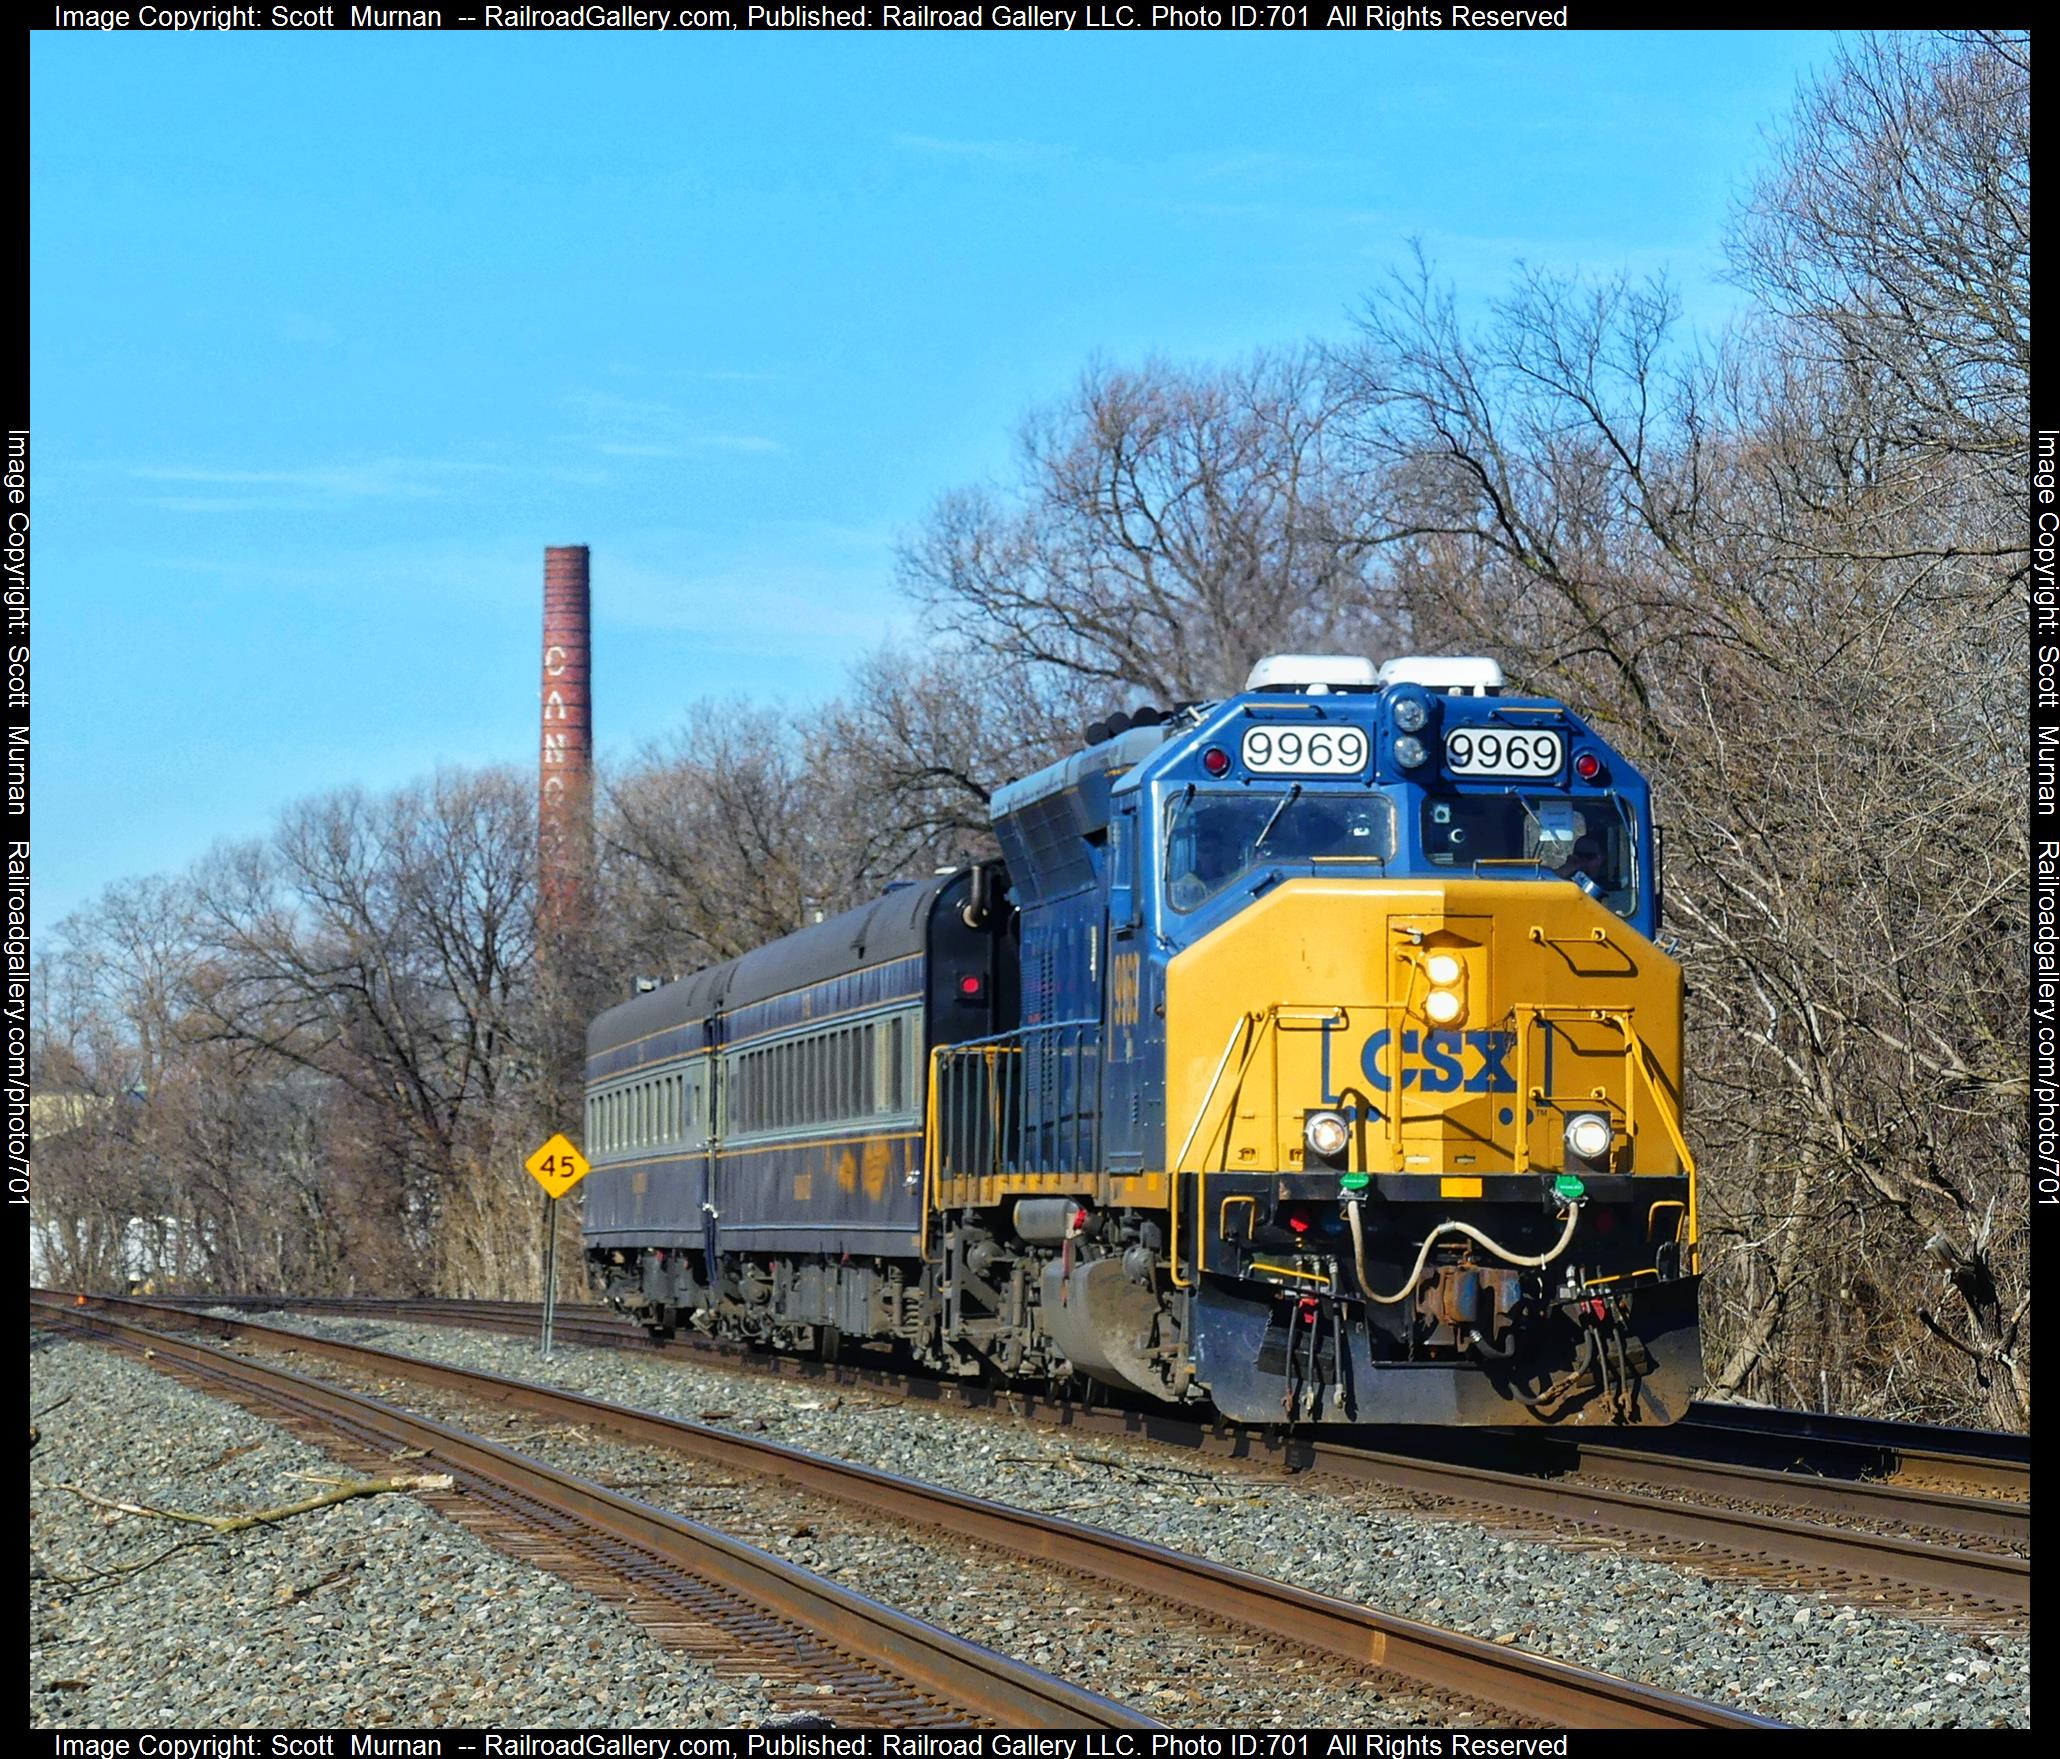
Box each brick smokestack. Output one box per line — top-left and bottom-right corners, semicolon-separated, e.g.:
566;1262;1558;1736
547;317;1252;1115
538;544;593;938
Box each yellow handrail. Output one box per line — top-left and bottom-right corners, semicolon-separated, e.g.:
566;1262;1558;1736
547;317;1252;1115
1614;1016;1695;1175
919;1043;946;1259
921;1002;1698;1279
1614;1014;1699;1253
1169;1012;1264;1288
983;1045;1005;1178
1512;1003;1534;1175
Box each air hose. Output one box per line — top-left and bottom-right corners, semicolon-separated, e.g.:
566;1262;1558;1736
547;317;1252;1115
1344;1195;1584;1306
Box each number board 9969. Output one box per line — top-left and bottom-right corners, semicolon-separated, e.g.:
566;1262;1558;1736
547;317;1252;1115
1241;725;1368;775
1444;728;1565;778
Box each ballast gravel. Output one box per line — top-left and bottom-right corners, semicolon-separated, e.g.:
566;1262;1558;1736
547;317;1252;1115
28;1334;782;1729
219;1311;2030;1731
192;1344;1479;1729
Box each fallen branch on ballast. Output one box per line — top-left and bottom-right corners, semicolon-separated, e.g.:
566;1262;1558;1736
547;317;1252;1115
45;1472;455;1535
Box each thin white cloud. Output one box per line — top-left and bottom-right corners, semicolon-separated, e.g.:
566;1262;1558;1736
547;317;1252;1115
600;551;905;657
1184;150;1361;185
891;132;1073;167
128;457;502;505
1164;199;1391;225
596;435;779;459
563;391;781;459
142;495;307;514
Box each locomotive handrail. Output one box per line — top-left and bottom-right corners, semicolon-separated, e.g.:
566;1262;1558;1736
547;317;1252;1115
940;1017;1103;1053
1169;1010;1264;1289
929;1001;1697;1283
1171;1013;1259;1173
920;1042;943;1259
1505;1004;1696;1220
1612;1013;1700;1259
1613;1015;1696;1174
927;1019;1105;1194
1173;1000;1696;1195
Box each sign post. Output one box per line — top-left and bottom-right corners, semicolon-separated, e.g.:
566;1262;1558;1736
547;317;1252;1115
523;1133;591;1357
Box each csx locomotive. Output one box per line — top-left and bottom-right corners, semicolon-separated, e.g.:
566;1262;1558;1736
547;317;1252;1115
583;655;1703;1426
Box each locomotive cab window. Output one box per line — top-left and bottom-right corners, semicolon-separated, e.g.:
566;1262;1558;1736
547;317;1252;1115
1109;806;1140;931
1164;789;1395;912
1421;792;1639;915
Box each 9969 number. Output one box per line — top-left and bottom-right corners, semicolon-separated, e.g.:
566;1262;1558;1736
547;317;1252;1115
1241;725;1369;775
1444;728;1565;777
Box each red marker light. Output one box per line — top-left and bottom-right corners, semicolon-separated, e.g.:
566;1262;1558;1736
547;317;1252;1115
1573;751;1603;782
1201;746;1231;777
958;974;985;998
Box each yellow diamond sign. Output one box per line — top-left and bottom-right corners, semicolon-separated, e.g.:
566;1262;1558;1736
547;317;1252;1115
525;1133;590;1200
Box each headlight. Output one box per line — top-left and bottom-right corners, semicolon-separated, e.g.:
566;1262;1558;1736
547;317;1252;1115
1391;695;1428;733
1304;1111;1351;1159
1424;988;1464;1025
1425;952;1463;986
1393;734;1428;768
1564;1112;1612;1161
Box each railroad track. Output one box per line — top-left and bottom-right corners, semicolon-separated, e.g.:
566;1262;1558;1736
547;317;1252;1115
155;1290;2029;1617
172;1293;2032;1498
1637;1403;2031;1499
33;1291;1777;1731
31;1293;1147;1731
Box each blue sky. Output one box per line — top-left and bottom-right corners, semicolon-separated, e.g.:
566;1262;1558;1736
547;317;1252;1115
30;27;1835;933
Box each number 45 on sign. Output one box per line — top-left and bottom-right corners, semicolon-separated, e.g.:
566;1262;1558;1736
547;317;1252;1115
525;1134;590;1200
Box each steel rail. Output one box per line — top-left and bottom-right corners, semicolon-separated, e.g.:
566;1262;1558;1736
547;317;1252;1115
1285;1436;2030;1612
1516;1438;2028;1546
1655;1404;2030;1497
37;1292;1780;1731
1316;1426;2029;1548
1680;1399;2030;1466
162;1294;2031;1492
31;1294;1153;1732
141;1292;2029;1579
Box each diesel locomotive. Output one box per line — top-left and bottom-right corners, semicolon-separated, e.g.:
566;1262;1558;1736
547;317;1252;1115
582;654;1703;1426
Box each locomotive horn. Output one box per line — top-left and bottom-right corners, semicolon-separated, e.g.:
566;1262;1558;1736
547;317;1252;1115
961;861;990;929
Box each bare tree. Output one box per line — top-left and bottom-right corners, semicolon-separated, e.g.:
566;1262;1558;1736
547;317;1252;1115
1730;31;2030;502
597;705;832;984
181;768;539;1291
901;350;1396;704
1329;31;2029;1426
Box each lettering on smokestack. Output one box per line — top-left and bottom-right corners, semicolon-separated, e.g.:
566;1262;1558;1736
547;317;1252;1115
539;544;593;935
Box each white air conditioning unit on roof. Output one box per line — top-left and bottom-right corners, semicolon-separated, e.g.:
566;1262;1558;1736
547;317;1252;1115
1244;653;1380;693
1376;655;1504;696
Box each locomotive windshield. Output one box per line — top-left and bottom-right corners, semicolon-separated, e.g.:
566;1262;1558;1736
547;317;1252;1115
1421;792;1639;913
1165;789;1396;912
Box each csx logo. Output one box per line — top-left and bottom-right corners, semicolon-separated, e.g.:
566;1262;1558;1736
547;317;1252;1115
1360;1028;1517;1094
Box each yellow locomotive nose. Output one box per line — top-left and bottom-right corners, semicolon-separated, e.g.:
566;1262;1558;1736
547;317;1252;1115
1163;875;1689;1190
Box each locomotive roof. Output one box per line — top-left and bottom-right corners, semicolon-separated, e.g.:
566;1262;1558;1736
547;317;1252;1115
988;720;1174;827
587;871;959;1058
988;721;1175;907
